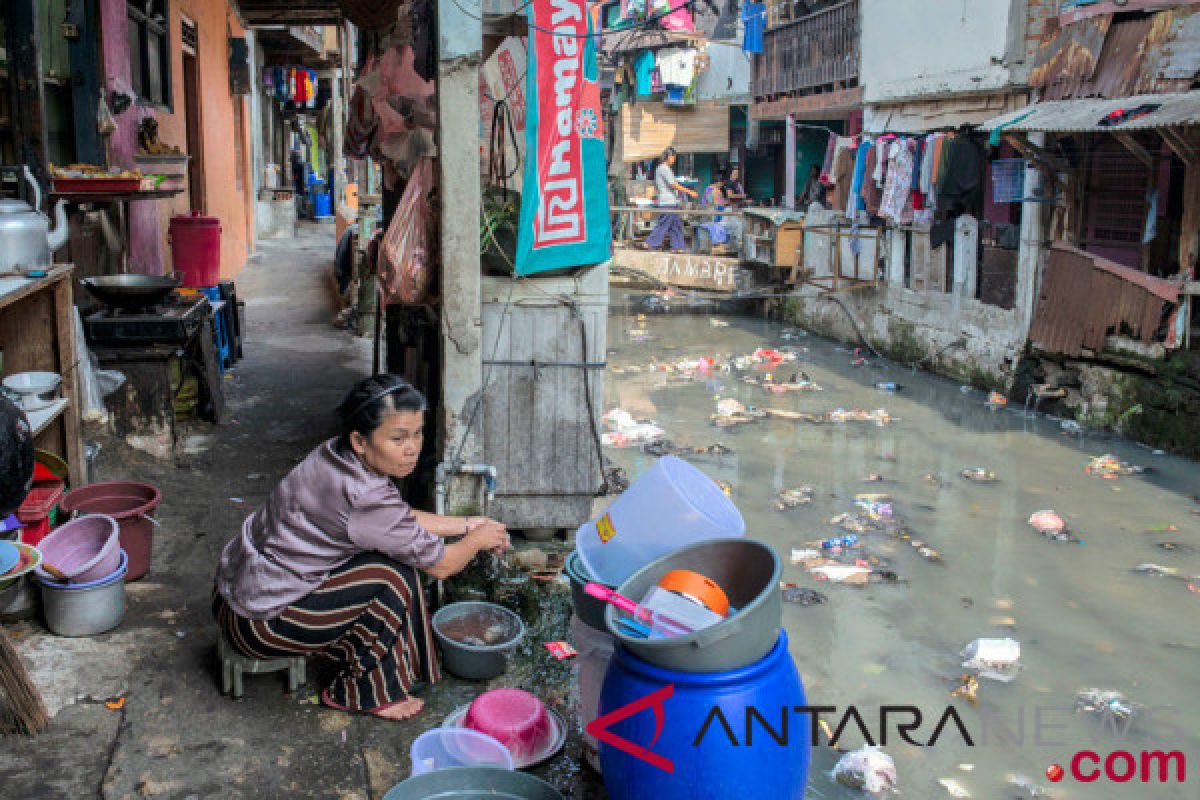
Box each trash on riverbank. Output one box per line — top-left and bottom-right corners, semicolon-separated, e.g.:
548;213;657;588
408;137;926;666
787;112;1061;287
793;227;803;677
1085;454;1145;479
986;391;1008;407
776;487;814;510
960;468;998;483
832;746;898;794
1076;688;1139;723
961;637;1021;682
780;583;827;606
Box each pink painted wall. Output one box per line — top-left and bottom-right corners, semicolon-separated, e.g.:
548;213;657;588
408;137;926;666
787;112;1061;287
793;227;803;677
99;0;163;275
98;0;254;279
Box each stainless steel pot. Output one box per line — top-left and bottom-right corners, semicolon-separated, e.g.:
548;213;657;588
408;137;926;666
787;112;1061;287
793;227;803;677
0;166;69;271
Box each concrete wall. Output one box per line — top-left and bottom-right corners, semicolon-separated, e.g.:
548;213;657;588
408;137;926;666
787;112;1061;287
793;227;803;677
791;210;1026;385
860;0;1028;104
696;43;752;104
99;0;255;279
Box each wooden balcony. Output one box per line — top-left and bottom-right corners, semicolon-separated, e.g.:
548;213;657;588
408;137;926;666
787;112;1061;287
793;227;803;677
753;0;859;100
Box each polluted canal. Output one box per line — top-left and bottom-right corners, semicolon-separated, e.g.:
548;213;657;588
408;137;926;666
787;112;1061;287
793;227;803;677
600;290;1200;799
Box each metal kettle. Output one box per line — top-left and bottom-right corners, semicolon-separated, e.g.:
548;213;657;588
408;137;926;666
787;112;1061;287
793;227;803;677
0;166;69;271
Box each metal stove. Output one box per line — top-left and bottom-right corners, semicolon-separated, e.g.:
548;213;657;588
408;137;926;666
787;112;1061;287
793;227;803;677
84;292;211;347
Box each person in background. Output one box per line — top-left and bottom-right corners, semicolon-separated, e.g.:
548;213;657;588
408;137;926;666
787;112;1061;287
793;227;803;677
213;375;510;721
640;147;697;252
724;166;748;207
702;175;728;209
801;164;826;208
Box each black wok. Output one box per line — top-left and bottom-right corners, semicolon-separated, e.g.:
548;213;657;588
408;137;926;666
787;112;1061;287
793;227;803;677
81;274;181;311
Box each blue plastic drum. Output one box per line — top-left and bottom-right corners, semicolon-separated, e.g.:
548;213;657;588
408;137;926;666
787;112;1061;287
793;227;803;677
598;631;809;800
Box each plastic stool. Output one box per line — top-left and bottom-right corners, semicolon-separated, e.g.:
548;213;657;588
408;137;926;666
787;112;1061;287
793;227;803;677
218;634;306;698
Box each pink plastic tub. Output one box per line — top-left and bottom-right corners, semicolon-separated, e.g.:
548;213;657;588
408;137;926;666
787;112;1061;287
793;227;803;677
34;514;120;583
464;688;553;764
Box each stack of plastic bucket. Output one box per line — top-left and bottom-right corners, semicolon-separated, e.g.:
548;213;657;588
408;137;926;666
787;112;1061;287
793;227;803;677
568;455;747;767
585;470;808;798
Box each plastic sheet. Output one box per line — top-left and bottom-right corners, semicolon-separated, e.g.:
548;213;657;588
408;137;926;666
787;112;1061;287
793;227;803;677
74;308;124;423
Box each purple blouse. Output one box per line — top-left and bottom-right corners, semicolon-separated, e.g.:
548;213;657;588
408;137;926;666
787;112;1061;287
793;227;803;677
215;438;445;619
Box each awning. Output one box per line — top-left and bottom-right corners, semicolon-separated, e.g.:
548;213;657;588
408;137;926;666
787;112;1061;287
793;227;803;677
980;90;1200;133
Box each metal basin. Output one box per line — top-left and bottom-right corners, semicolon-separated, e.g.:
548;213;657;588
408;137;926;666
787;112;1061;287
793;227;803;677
81;274;181;311
382;766;563;800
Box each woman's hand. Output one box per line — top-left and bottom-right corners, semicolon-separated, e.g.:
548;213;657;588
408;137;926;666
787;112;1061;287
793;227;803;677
467;519;510;555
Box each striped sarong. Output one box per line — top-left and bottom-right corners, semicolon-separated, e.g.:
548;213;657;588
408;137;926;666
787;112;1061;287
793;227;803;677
213;552;440;711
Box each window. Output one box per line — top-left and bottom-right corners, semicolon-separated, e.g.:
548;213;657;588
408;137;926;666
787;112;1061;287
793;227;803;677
127;1;171;108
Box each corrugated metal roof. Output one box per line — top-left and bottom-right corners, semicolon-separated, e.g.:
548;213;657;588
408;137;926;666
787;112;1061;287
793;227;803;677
1029;243;1181;357
1030;7;1200;100
980;90;1200;132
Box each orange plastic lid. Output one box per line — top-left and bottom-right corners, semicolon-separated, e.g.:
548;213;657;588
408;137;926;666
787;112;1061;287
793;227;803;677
656;569;730;616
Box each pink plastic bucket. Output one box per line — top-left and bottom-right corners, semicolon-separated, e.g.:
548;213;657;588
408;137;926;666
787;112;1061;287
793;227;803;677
33;514;120;583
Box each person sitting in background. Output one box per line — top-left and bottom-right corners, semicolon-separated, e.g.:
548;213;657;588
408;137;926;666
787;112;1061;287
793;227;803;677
640;147;697;253
213;375;510;721
702;175;728;210
724;166;748;207
801;164;826;208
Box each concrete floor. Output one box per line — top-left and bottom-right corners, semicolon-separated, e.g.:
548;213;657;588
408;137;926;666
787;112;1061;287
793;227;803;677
1;225;590;799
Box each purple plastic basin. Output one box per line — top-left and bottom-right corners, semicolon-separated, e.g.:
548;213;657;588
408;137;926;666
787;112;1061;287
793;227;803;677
34;514;121;583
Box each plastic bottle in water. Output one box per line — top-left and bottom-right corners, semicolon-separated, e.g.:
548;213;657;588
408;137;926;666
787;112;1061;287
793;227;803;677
876;382;901;392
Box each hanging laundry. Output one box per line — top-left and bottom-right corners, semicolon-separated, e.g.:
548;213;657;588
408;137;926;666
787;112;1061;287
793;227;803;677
863;142;883;216
656;48;697;88
829;139;857;211
847;139;872;219
819;132;837;184
634;50;655;97
879;139;915;222
742;0;765;54
936;136;984;216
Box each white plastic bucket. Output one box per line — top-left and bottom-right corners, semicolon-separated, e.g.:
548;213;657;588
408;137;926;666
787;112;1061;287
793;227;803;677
576;456;744;586
409;728;515;775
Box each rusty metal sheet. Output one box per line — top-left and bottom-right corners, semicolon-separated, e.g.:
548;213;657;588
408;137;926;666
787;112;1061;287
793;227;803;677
1032;14;1111;99
1088;16;1155;98
1029;243;1179;357
1141;7;1200;87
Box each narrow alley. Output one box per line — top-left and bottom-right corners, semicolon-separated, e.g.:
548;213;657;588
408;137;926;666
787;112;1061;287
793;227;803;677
0;227;583;799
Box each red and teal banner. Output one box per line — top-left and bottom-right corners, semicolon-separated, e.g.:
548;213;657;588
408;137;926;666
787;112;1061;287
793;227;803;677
515;0;611;275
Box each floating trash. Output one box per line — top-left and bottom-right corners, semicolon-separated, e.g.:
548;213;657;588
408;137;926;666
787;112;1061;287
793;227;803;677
961;637;1021;682
960;468;997;483
1076;688;1139;723
776;487;815;510
832;746;898;794
780;583;827;606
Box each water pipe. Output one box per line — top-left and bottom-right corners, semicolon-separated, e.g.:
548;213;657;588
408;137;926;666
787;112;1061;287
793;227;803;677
434;462;497;517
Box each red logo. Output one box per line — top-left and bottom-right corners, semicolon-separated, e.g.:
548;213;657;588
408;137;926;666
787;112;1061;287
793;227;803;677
585;684;676;773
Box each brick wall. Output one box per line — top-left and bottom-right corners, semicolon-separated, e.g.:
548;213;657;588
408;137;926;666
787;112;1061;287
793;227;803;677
1024;0;1061;64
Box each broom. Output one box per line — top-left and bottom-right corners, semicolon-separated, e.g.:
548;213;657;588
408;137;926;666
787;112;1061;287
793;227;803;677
0;629;48;735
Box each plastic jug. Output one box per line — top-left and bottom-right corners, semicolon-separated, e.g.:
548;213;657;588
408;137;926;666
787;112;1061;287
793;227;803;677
576;456;744;586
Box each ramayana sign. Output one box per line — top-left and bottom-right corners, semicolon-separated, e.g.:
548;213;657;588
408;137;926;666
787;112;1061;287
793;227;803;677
515;0;611;275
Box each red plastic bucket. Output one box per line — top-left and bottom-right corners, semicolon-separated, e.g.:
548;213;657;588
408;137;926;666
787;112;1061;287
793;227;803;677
169;211;221;288
59;481;161;581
